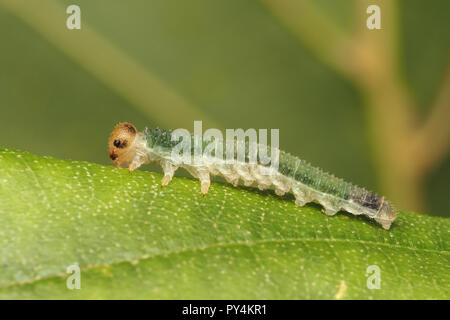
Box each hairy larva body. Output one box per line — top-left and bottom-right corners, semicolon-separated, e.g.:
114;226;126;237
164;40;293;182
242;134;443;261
108;122;397;230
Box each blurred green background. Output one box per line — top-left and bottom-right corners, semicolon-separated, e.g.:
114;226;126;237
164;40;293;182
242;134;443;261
0;0;448;216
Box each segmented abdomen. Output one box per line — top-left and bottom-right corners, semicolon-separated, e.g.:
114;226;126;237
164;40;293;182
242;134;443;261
143;128;393;229
279;151;383;212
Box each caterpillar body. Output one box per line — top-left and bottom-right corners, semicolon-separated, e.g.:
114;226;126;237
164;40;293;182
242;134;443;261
108;122;397;230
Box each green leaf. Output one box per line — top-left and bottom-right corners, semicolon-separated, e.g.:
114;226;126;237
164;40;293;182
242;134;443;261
0;147;448;299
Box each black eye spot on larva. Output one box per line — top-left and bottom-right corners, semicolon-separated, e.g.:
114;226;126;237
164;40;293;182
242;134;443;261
124;123;136;134
113;139;128;149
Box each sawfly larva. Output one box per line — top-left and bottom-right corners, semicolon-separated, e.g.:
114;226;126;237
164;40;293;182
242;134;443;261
108;122;397;230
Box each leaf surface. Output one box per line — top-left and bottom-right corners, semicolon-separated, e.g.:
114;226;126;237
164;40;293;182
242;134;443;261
0;147;448;299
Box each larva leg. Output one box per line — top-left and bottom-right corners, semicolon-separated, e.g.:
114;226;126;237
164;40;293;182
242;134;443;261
184;166;211;195
293;187;309;207
201;180;210;195
197;169;211;195
129;162;140;172
161;160;177;187
129;156;146;172
226;176;240;187
128;149;149;172
257;183;270;191
322;207;338;216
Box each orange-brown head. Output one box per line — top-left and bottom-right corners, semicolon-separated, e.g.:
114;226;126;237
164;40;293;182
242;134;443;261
108;122;138;168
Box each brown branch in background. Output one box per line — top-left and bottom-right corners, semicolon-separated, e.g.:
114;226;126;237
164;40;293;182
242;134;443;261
412;64;450;176
262;0;450;212
349;0;424;211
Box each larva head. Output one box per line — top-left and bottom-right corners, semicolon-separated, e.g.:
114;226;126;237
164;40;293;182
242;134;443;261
375;200;397;230
108;122;138;168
